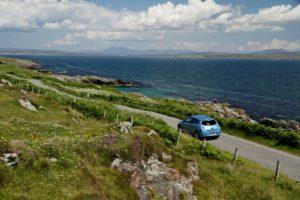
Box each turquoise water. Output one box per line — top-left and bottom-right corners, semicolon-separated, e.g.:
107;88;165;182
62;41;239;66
4;55;300;121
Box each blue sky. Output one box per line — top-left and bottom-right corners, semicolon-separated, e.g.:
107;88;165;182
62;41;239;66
0;0;300;52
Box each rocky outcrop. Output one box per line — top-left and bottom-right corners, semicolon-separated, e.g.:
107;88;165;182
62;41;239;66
118;122;132;134
53;74;132;86
0;79;12;87
147;130;158;137
129;93;157;104
15;59;40;70
18;99;37;111
197;101;254;122
260;118;300;132
0;153;19;167
161;152;172;162
111;154;199;200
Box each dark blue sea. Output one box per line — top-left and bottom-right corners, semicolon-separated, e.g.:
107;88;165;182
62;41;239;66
4;55;300;121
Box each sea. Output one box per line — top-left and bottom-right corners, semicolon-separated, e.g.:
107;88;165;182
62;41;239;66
3;55;300;121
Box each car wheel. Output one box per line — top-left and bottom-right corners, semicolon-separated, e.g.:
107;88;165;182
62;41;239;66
193;130;199;138
178;126;183;133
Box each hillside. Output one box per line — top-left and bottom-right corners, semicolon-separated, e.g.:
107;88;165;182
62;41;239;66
0;57;299;199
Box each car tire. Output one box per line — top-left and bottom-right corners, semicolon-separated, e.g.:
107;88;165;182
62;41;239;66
193;130;200;139
178;126;183;133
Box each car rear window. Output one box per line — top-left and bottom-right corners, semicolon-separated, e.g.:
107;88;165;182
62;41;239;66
202;120;217;126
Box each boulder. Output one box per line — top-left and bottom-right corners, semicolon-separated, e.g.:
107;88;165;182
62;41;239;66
147;130;158;137
197;101;254;122
53;74;132;86
15;59;40;70
118;122;132;134
260;118;300;132
48;158;58;162
0;79;12;87
111;154;199;200
162;152;172;162
18;99;37;111
0;153;19;167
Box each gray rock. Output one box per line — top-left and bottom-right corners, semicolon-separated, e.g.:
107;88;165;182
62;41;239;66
0;79;12;87
48;158;58;162
111;155;199;200
260;118;300;132
15;59;40;70
162;152;172;162
147;130;158;137
53;74;132;86
19;99;37;111
118;122;132;134
197;101;254;122
0;153;19;167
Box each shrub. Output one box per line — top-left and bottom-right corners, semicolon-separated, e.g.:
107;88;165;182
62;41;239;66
0;164;12;187
223;119;300;148
0;136;11;154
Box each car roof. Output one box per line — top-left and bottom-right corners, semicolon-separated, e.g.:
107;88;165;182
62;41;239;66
190;115;214;121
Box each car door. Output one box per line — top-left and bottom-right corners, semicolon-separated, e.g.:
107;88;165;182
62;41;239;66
190;118;200;134
183;117;192;133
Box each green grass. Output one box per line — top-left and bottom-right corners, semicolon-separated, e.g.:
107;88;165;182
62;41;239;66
39;76;300;156
1;57;300;199
222;127;300;157
0;86;299;199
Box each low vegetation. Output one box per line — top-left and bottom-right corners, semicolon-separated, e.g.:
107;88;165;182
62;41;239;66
36;75;300;155
0;57;299;199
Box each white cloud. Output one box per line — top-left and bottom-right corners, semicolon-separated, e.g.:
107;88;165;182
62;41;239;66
119;0;231;30
0;0;299;48
238;39;300;52
173;39;300;52
225;5;300;32
46;30;164;47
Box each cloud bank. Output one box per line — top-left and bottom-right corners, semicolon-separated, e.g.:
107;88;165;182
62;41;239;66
0;0;299;51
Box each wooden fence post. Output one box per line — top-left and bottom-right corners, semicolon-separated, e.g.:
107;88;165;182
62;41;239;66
116;114;119;123
131;116;134;125
103;111;107;119
176;129;182;147
201;139;206;152
233;148;238;165
275;160;280;181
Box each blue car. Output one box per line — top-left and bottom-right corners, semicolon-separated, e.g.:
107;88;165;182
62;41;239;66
178;115;221;140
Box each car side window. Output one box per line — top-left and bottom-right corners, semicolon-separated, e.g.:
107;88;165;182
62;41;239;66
185;118;192;123
191;118;199;124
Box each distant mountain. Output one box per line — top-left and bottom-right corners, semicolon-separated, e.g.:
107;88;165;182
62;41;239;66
101;46;193;56
252;49;290;55
0;48;80;55
0;47;299;60
101;47;142;55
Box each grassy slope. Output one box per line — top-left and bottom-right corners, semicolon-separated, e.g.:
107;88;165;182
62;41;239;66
0;85;299;199
36;76;300;156
0;58;299;199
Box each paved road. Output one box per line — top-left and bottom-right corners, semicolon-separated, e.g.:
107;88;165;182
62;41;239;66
116;105;300;182
8;75;300;182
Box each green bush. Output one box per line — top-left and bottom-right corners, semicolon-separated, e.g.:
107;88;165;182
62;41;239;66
0;137;11;154
223;119;300;148
0;164;12;187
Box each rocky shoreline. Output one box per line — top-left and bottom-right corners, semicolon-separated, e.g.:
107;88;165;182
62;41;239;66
6;58;300;132
178;98;300;132
9;58;133;87
52;74;133;87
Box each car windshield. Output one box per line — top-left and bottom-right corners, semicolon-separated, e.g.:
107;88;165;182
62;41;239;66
202;120;217;126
